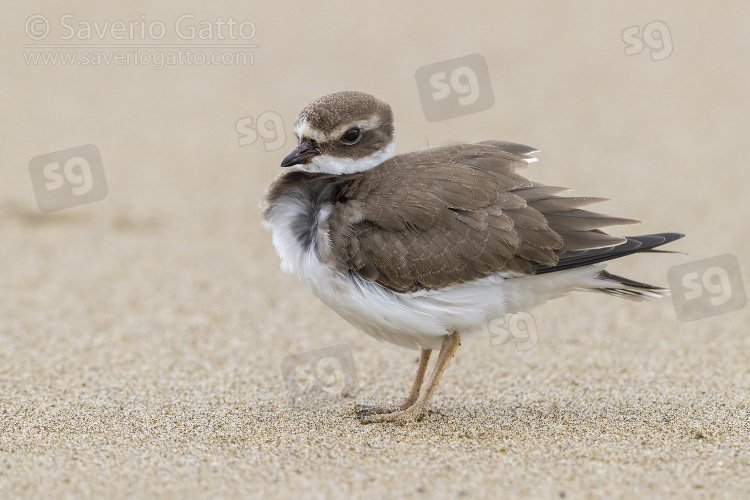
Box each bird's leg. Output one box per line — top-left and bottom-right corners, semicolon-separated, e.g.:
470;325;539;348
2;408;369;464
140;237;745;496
355;348;431;417
357;332;461;424
403;348;432;408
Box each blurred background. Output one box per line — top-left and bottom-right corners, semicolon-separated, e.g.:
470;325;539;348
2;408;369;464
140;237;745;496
1;1;748;498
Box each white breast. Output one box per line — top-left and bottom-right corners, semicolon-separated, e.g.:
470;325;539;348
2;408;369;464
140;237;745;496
264;193;447;349
263;192;333;279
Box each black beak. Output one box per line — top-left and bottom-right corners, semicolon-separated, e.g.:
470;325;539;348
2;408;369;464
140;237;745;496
281;140;320;168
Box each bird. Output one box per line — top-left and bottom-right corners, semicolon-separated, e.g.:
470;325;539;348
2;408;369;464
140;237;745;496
261;90;683;424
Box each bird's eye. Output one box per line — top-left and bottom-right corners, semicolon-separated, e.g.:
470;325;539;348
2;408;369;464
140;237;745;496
341;128;361;144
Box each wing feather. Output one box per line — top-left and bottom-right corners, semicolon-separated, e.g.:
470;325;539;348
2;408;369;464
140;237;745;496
329;142;643;292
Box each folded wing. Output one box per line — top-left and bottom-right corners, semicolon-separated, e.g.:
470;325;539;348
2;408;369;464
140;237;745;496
328;142;641;293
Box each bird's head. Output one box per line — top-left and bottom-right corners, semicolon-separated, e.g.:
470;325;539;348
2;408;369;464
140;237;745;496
281;91;395;175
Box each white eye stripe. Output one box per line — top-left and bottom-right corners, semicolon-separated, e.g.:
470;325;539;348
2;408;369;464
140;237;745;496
293;119;328;142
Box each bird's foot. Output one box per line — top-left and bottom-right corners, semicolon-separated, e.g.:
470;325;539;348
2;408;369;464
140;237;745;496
354;401;408;417
355;401;427;424
354;403;398;417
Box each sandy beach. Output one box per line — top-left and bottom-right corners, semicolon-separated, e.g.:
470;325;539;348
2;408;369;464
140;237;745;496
2;1;749;498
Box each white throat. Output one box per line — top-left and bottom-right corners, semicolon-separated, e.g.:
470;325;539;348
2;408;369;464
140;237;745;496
294;139;396;175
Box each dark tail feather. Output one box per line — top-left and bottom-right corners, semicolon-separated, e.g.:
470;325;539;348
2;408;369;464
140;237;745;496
534;232;685;274
538;232;686;300
594;270;670;300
